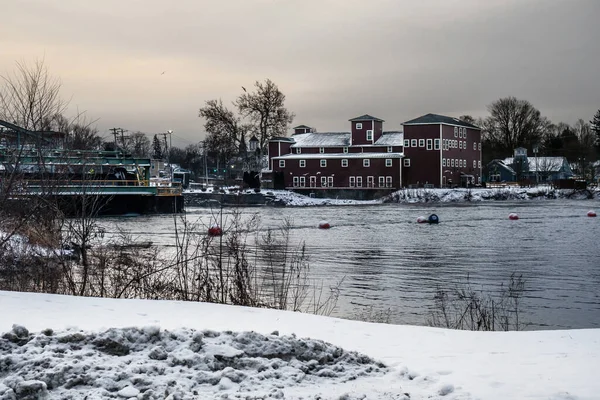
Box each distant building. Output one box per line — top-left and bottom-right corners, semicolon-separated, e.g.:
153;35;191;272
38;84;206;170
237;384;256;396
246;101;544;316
501;147;573;183
402;114;482;187
266;114;404;194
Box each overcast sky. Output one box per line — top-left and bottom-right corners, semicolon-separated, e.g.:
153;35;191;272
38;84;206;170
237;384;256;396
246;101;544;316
1;0;598;146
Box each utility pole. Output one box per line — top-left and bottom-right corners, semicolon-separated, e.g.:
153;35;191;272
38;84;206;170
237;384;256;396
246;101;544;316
109;128;121;147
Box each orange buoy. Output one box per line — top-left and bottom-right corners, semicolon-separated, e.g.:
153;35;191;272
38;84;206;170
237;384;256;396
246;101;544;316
416;216;427;224
587;210;597;217
509;213;519;220
208;225;223;236
318;221;331;229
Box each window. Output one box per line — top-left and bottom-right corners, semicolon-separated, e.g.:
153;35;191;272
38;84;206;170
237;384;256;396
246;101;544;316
442;158;446;167
378;176;385;187
321;176;327;187
411;139;417;147
387;146;393;153
356;176;363;187
463;141;466;149
459;141;463;149
473;160;476;168
385;159;393;167
320;159;327;167
310;176;316;187
319;147;324;154
444;139;448;151
434;139;440;150
419;139;425;147
427;139;432;150
454;127;458;137
404;158;410;167
459;128;463;138
478;176;481;184
299;176;305;187
464;130;467;140
341;159;348;167
349;176;355;187
478;160;481;168
356;123;363;130
473;142;477;150
296;148;301;154
386;176;392;187
343;146;348;153
363;159;370;167
404;139;410;147
366;130;373;141
293;176;299;187
327;176;333;187
367;176;374;187
451;159;455;167
299;160;306;168
279;160;285;168
478;143;481;151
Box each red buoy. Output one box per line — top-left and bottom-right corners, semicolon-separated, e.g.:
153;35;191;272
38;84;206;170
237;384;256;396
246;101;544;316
416;216;427;224
208;225;223;236
318;221;331;229
509;213;519;220
587;210;597;217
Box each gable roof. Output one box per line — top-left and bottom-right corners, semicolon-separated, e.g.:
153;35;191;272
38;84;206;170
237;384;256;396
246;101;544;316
375;131;404;146
503;156;568;172
403;113;480;129
349;114;384;122
289;132;351;147
293;125;312;129
487;159;517;175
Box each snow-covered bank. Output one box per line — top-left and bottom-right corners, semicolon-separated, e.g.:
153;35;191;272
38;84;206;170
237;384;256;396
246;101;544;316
266;187;598;206
1;291;598;400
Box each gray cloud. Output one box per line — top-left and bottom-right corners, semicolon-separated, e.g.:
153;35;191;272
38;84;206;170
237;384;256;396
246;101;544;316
1;0;598;142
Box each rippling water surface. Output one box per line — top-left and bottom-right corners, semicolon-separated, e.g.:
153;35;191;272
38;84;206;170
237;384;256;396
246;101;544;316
101;200;600;330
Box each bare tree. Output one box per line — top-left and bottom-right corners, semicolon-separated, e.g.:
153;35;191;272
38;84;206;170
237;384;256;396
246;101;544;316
124;132;151;158
199;99;249;164
484;97;548;154
572;119;597;181
236;79;294;154
0;59;68;131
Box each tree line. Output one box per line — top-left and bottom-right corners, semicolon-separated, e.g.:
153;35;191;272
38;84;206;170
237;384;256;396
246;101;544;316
461;97;600;181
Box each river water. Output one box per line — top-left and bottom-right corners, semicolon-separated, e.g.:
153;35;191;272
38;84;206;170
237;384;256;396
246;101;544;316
101;200;600;330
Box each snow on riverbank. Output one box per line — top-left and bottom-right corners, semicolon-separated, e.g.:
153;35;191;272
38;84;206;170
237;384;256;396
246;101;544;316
267;187;598;206
1;291;598;399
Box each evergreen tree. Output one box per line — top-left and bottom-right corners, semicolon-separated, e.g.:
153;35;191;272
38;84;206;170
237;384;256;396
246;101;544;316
152;134;163;159
591;109;600;150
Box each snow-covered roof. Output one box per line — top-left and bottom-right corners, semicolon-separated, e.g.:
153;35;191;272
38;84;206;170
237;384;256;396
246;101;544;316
288;131;404;148
488;159;516;175
503;157;566;172
290;132;351;147
374;132;403;145
272;152;404;160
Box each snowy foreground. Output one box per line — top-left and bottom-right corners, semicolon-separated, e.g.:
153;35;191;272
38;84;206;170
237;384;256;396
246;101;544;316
1;292;598;400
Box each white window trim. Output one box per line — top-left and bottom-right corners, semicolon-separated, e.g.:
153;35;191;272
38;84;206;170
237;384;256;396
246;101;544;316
363;159;370;167
366;130;373;141
296;148;301;154
356;123;363;130
299;160;306;168
279;160;285;168
419;139;425;147
442;158;446;167
319;147;324;154
378;176;385;187
321;176;327;187
454;127;458;137
404;159;410;167
386;176;392;188
434;139;440;150
349;176;355;187
459;141;463;149
385;159;392;167
367;176;374;187
356;176;363;187
320;159;327;167
293;176;299;187
426;139;432;150
341;159;348;167
411;139;417;147
327;176;333;187
404;139;410;147
343;146;348;153
387;146;393;153
299;176;305;187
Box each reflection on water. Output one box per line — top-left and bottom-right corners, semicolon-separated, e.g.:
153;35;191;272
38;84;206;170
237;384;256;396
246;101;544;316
100;200;600;330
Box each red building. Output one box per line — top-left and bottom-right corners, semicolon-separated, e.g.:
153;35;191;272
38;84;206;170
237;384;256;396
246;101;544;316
267;115;404;195
402;114;482;188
